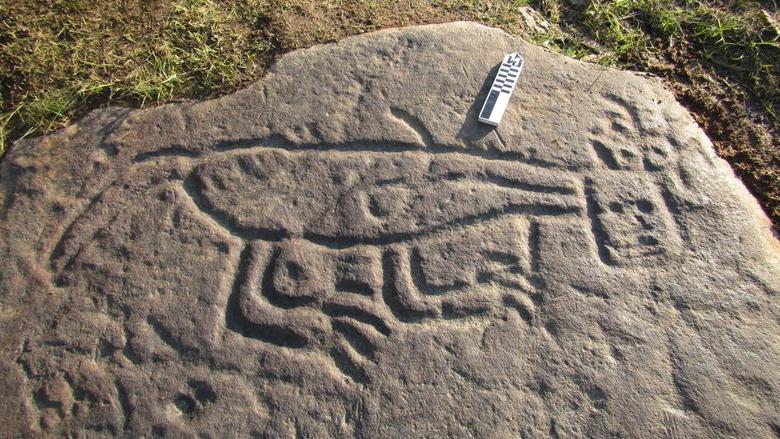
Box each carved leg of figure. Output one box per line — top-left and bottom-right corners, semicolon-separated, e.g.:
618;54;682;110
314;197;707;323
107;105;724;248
229;240;395;383
226;240;330;349
381;245;440;323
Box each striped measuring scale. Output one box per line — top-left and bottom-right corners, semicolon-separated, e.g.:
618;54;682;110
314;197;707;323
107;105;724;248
478;53;525;126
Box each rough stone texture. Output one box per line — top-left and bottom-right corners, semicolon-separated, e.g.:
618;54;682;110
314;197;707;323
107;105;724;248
1;22;779;437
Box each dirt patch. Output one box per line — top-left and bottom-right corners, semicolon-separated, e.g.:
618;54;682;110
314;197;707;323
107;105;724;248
644;41;779;233
671;67;778;230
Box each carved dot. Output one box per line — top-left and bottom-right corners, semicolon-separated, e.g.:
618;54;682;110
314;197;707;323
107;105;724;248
286;261;306;281
173;394;196;416
189;380;217;404
608;202;625;214
636;199;654;213
586;385;608;409
50;202;65;214
445;171;466;180
367;195;383;217
639;235;660;246
620;148;635;158
544;320;559;337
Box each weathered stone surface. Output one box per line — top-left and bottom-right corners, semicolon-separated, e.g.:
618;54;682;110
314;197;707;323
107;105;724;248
1;22;779;437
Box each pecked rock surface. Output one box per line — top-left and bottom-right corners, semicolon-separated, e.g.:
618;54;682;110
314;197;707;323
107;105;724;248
1;22;779;437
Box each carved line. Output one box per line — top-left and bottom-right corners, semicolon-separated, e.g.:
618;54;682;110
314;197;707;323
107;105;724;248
440;302;493;320
181;173;290;242
329;344;368;384
441;169;575;195
260;248;317;310
134;147;200;162
174;158;584;250
381;247;438;323
659;183;692;244
591;141;621;170
389;107;435;147
50;198;135;287
114;379;132;433
147;315;198;359
529;220;541;273
583;178;613;265
502;295;534;324
48;174;123;265
604;93;643;133
482;250;520;268
331;319;378;361
666;334;701;416
302;203;580;251
134;115;578;171
321;303;391;337
334;277;375;296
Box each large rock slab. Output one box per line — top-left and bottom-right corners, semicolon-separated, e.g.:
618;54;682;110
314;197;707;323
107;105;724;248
1;22;779;437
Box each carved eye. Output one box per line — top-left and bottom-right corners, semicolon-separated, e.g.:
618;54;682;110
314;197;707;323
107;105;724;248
284;261;307;281
366;187;412;219
636;199;654;213
609;202;625;214
271;242;331;303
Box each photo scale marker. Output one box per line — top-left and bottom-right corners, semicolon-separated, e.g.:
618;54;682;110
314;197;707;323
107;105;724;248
478;53;524;126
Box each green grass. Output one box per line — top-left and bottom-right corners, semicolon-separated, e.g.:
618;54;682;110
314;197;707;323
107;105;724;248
581;1;778;101
0;0;273;149
2;0;775;147
1;0;778;224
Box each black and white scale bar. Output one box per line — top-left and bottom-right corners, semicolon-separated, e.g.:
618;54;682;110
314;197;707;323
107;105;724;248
478;52;524;126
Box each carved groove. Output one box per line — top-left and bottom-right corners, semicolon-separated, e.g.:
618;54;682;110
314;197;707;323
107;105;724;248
302;203;580;250
334;277;375;296
136;133;579;170
332;319;378;361
389;107;435;147
260;249;318;309
49;175;124;270
592;141;620;170
182;173;290;242
440;169;575;195
134;147;199;162
321;303;391;336
330;346;369;384
503;295;533;324
604;94;643;132
381;248;438;323
529;221;541;273
147;315;198;359
584;179;613;265
225;244;309;348
115;379;132;432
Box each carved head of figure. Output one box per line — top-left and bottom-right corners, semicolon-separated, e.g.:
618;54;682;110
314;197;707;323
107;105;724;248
586;174;679;266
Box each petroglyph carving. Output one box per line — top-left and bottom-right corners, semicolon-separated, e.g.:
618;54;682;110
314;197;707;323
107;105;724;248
176;144;580;380
590;94;679;172
45;102;697;381
6;23;779;438
586;174;680;265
